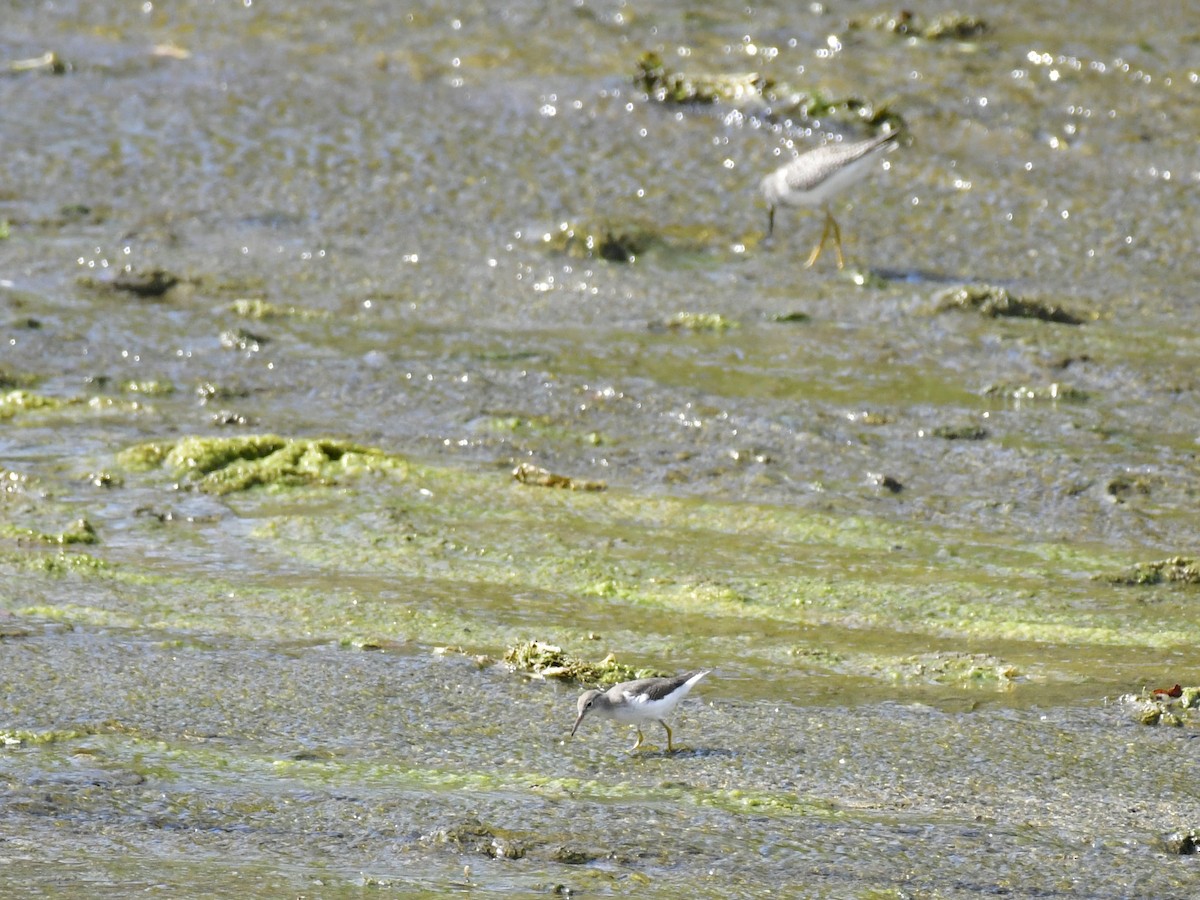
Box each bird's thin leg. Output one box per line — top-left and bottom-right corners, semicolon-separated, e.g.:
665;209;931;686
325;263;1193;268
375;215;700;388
804;213;831;268
629;726;645;752
766;205;775;239
661;720;675;752
828;210;845;270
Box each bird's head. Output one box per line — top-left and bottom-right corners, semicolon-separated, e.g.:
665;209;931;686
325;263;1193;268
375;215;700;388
570;689;603;736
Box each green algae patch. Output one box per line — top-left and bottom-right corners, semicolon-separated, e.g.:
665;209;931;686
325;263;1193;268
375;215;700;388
485;414;604;447
228;297;331;321
120;379;174;396
772;311;811;324
0;370;38;390
504;640;663;685
117;435;406;494
0;389;66;420
77;265;182;297
634;50;905;132
981;382;1088;403
661;311;739;333
0;518;98;546
635;50;772;105
544;217;733;262
1;725;99;747
936;284;1086;325
24;551;113;574
543;220;661;263
878;652;1021;687
428;819;527;860
0;389;147;422
1102;556;1200;586
930;422;989;440
118;440;172;471
850;10;989;41
544;220;654;262
257;457;1194;657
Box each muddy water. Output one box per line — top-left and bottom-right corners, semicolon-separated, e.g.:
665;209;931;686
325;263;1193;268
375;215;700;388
3;1;1200;896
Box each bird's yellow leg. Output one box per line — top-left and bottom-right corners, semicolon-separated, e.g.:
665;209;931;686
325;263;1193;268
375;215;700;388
629;727;645;752
804;210;834;268
661;721;675;752
828;211;845;270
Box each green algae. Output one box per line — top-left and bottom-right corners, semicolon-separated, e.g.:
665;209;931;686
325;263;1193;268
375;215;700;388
485;414;604;447
0;518;98;546
936;284;1086;325
6;444;1194;698
634;50;906;132
0;389;65;419
0;389;146;422
545;221;650;262
877;652;1021;687
542;220;667;263
921;11;989;40
117;434;406;494
235;457;1190;663
76;265;182;297
504;639;663;685
215;742;838;820
930;422;988;440
981;381;1088;403
0;370;37;390
429;818;527;859
771;311;811;324
1103;556;1200;586
120;379;174;396
4;721;837;823
228;297;331;320
1104;473;1157;504
662;312;739;333
1;726;99;747
849;10;989;41
635;51;772;105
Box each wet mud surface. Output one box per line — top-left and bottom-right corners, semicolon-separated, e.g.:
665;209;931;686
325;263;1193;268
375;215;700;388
3;1;1200;895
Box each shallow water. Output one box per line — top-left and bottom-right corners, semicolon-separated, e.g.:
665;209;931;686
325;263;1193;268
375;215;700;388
3;1;1200;896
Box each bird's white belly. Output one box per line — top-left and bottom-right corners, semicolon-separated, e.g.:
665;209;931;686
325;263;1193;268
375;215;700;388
611;693;682;724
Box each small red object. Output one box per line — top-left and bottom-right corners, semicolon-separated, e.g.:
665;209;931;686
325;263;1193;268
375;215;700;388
1151;683;1183;700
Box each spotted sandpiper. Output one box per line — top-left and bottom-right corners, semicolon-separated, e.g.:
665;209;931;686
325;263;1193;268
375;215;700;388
760;129;899;269
570;670;709;752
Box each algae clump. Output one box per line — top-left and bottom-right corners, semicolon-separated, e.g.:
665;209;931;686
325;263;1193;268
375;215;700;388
936;284;1086;325
229;298;330;321
0;518;98;546
117;435;405;494
0;389;66;421
1103;556;1200;586
662;312;739;333
504;640;664;686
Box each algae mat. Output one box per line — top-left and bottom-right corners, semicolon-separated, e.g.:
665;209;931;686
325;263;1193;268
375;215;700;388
3;0;1200;896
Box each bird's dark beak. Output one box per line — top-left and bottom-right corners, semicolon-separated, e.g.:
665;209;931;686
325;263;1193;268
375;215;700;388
570;711;586;737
